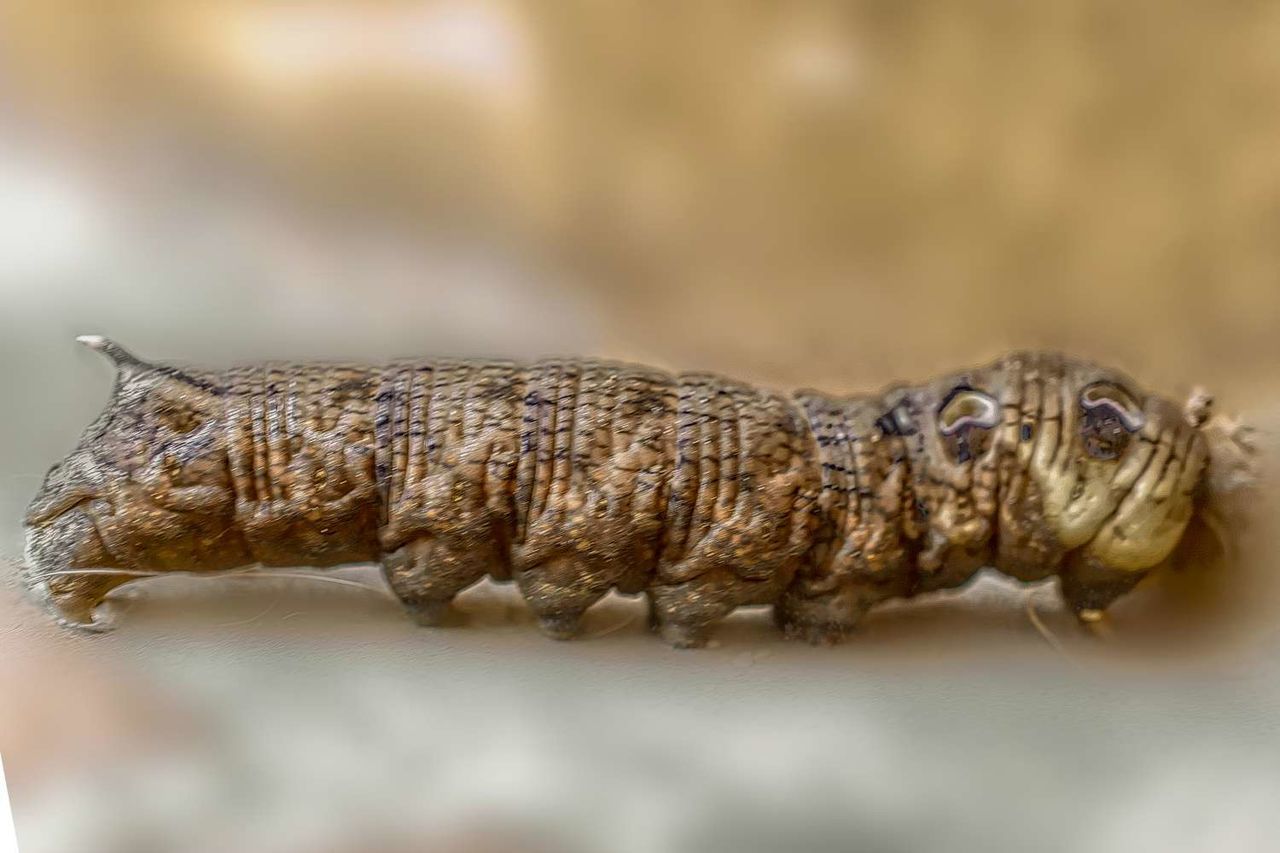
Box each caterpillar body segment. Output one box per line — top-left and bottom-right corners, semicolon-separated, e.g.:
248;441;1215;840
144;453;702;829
24;340;1228;647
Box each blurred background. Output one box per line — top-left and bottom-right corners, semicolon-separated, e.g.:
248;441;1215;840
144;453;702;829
1;2;1278;851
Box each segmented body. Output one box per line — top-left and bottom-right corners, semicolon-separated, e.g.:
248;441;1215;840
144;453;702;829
211;358;816;646
24;344;1214;647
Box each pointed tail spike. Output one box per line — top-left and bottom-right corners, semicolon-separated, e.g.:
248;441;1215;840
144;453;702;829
75;335;148;376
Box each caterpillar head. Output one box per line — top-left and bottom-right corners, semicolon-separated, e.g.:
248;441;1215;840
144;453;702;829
23;337;246;630
1012;355;1212;613
885;352;1256;616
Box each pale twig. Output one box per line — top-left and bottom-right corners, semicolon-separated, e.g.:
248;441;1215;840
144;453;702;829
583;613;639;640
1024;587;1070;660
27;567;392;598
241;570;393;598
28;568;163;582
216;594;285;628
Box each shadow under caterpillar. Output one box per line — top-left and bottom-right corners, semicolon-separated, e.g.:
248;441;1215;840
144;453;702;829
22;337;1258;648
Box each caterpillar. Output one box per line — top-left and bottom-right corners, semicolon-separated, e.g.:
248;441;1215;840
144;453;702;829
22;336;1257;648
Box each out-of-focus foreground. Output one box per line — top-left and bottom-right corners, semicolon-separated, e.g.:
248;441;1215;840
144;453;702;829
1;3;1277;852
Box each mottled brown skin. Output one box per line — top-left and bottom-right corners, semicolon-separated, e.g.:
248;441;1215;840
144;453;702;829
24;340;1211;648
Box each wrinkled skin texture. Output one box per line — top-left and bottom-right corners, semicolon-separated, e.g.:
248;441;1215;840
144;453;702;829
24;341;1211;647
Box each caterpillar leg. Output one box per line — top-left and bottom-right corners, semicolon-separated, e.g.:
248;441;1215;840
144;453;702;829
1058;552;1148;634
381;537;489;627
646;578;746;649
774;586;869;646
1076;608;1114;639
514;556;613;640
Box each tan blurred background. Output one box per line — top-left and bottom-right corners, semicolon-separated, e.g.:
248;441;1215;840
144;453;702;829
3;0;1279;387
1;2;1279;852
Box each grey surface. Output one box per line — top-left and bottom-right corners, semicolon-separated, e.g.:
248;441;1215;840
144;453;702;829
4;570;1280;853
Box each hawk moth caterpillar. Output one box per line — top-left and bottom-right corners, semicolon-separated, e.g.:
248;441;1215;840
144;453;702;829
21;337;1254;648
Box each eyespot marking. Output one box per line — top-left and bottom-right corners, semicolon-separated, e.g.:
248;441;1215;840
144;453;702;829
1080;382;1145;432
1080;381;1145;460
937;386;1000;436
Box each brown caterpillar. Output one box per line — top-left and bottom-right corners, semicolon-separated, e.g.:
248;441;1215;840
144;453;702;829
22;337;1257;648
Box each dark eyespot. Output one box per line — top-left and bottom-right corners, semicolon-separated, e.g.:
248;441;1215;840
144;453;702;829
937;387;1000;436
1080;382;1145;432
1079;381;1144;460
